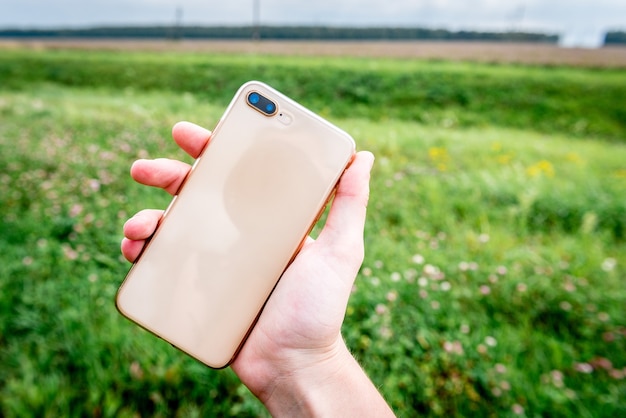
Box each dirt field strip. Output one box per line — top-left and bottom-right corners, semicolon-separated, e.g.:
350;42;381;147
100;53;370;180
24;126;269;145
1;39;626;68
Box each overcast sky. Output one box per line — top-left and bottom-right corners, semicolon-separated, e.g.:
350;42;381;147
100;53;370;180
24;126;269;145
1;0;625;47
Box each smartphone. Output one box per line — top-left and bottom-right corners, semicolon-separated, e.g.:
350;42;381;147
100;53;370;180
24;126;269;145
116;81;356;369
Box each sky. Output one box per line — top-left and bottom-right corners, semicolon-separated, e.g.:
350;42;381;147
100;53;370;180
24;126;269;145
1;0;625;47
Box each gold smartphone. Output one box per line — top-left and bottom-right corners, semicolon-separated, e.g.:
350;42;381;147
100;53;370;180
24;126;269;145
116;81;356;369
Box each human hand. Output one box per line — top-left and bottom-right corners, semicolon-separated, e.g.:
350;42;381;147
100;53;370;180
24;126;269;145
121;121;393;417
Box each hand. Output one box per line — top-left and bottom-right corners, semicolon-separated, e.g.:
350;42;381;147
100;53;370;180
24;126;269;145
121;121;394;417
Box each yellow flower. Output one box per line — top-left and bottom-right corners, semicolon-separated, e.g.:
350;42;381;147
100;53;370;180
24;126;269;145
428;147;450;171
496;153;513;165
565;152;584;165
526;160;555;178
614;169;626;178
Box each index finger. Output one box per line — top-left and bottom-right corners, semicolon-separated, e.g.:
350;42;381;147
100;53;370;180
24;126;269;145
172;121;212;158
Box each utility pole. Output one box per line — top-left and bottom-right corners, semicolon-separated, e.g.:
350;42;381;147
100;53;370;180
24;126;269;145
511;3;525;33
171;5;183;40
252;0;260;40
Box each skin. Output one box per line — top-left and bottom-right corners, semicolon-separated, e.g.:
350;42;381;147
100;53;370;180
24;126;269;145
121;121;395;417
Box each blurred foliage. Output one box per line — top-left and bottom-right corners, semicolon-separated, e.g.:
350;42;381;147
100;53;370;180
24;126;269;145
0;49;625;141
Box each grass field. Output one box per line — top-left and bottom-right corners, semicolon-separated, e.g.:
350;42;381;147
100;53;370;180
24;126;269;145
0;42;625;417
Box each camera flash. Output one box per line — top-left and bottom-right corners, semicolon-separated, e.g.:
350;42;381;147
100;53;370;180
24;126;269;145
277;112;293;125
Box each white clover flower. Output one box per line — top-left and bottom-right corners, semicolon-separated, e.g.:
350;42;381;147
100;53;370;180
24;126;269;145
574;362;593;374
602;258;617;272
423;264;437;276
375;304;387;315
495;363;507;374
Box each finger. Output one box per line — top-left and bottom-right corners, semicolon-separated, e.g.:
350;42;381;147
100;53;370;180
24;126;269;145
316;151;374;269
130;158;191;195
172;121;212;159
123;209;164;241
121;209;164;262
121;237;146;263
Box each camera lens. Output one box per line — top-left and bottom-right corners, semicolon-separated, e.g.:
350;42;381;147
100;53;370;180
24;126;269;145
248;92;260;104
246;91;277;116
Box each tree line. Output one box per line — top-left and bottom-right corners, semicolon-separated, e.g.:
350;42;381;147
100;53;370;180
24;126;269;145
0;25;561;43
604;31;626;45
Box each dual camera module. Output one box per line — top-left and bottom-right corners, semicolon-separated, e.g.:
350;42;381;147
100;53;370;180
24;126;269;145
246;91;277;116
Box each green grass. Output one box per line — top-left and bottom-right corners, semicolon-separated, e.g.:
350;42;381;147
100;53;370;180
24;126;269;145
0;49;625;417
1;49;625;141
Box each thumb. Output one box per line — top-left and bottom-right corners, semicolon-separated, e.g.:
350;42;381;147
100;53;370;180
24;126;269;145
316;151;374;269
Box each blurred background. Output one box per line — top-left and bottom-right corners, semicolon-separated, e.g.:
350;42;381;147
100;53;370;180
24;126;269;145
0;0;625;416
2;0;626;47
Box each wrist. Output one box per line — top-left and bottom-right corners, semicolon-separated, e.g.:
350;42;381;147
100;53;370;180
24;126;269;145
252;339;394;417
261;339;352;416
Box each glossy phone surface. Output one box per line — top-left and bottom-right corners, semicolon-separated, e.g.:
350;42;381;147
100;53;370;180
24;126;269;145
116;81;356;369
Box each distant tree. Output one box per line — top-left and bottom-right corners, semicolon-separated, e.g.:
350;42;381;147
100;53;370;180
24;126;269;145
604;31;626;45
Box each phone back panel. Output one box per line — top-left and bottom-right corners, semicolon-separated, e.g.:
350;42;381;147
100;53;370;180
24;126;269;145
116;81;355;368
